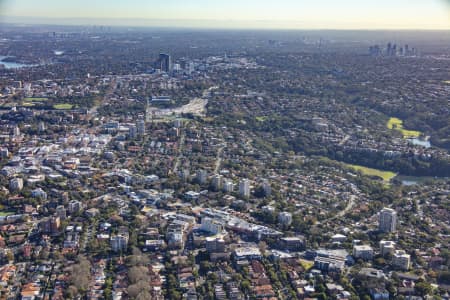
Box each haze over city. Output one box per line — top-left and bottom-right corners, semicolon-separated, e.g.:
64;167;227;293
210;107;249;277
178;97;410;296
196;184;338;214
0;0;450;300
0;0;450;29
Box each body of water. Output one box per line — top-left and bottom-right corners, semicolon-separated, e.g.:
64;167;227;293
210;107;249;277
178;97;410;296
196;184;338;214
0;55;35;69
395;175;446;186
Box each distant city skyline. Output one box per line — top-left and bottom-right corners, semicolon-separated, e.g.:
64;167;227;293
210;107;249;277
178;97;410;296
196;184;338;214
0;0;449;29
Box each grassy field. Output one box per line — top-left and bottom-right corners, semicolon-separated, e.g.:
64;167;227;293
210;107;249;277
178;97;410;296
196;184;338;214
0;211;14;217
23;97;47;106
347;164;397;182
201;117;215;122
24;97;48;102
53;103;73;110
387;117;421;139
299;259;314;271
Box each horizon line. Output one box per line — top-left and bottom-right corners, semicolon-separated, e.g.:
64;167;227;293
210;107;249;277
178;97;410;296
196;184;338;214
1;15;449;31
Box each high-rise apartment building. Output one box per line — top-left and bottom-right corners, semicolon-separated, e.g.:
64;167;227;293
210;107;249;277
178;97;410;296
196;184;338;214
379;207;397;233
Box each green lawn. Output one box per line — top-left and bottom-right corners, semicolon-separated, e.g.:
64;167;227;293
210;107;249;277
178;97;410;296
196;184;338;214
24;97;49;102
299;259;314;271
347;164;397;182
1;103;15;107
0;211;14;217
387;117;421;139
256;116;267;122
53;103;73;110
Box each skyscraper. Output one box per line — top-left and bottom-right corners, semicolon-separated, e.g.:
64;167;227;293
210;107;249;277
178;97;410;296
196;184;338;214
379;207;397;233
188;61;195;74
158;53;172;73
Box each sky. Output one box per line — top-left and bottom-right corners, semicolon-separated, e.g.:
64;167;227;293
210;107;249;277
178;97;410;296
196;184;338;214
0;0;449;29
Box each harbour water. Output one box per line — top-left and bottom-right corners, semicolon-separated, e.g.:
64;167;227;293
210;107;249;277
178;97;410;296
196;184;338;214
395;175;446;186
0;55;35;69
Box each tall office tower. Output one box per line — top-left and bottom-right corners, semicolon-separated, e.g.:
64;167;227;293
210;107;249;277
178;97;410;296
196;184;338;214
369;45;381;56
179;58;187;70
188;61;195;74
173;63;181;72
379;207;397;233
159;53;172;73
239;179;250;198
392;44;397;56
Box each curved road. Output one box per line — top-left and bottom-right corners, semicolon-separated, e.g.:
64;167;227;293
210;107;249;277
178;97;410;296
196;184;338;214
326;195;357;222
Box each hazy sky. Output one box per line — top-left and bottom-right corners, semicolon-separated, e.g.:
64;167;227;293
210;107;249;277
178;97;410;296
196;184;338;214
0;0;449;29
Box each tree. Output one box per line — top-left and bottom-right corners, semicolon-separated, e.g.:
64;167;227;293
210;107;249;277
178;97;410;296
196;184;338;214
70;256;91;293
128;280;150;299
6;251;14;262
104;287;112;300
136;290;152;300
241;280;251;293
374;257;386;267
199;260;212;274
128;266;149;284
65;285;79;298
438;271;450;284
415;281;433;297
127;247;149;266
258;241;268;255
168;289;181;300
39;249;49;260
